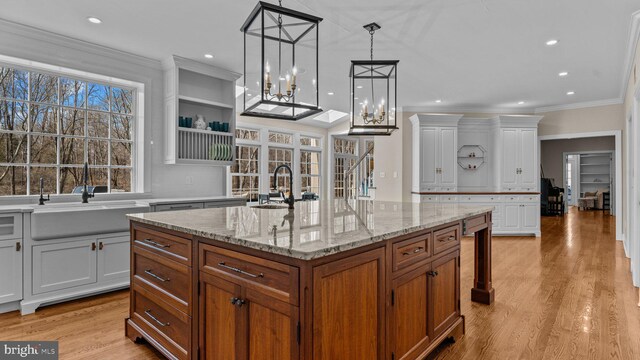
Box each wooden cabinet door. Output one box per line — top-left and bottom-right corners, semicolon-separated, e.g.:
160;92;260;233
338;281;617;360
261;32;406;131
501;128;519;190
0;239;22;304
518;129;538;191
430;250;460;338
313;248;386;360
97;235;130;282
200;272;243;360
245;289;298;360
439;127;457;188
390;265;430;360
419;127;439;190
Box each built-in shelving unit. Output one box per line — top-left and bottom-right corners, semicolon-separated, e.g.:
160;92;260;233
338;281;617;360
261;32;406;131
578;152;611;196
457;144;486;170
162;55;241;165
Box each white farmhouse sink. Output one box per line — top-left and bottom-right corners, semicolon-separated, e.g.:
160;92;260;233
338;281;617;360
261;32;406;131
30;201;150;240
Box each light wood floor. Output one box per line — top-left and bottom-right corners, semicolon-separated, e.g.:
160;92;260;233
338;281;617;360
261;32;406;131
0;208;638;359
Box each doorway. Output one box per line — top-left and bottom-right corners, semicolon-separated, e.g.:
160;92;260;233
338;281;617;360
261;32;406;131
565;154;578;207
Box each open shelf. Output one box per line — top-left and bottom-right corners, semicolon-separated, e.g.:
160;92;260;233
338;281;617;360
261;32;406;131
178;127;233;137
581;163;610;166
457;144;486;170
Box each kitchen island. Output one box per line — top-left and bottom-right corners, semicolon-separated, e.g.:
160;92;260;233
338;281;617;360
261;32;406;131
125;200;494;360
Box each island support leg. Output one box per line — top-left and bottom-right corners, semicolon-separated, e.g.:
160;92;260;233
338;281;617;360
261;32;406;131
471;223;494;304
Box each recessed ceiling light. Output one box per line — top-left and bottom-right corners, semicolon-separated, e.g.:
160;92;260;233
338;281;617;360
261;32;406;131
435;99;442;103
566;91;575;95
204;54;214;59
518;101;525;105
87;17;102;24
558;71;568;77
546;39;559;46
327;92;334;95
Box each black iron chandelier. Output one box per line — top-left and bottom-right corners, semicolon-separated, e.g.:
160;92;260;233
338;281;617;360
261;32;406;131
348;23;399;136
241;0;323;120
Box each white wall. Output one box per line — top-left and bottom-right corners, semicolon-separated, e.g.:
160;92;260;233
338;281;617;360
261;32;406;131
0;20;227;199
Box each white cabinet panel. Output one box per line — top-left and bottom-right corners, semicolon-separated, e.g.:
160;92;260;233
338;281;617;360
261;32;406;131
97;235;130;282
501;129;519;189
33;239;97;294
440;128;457;187
420;128;438;188
0;239;22;303
155;202;204;212
0;213;22;241
521;204;539;231
503;204;521;231
519;129;537;191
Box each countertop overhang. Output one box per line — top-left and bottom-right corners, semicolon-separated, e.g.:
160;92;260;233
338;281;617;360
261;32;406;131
127;200;493;260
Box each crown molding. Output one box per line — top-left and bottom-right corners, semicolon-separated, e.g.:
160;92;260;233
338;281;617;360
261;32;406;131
0;17;162;70
534;98;623;113
400;105;535;115
620;10;640;99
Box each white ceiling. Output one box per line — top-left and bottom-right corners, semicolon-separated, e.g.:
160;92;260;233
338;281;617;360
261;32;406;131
2;0;639;117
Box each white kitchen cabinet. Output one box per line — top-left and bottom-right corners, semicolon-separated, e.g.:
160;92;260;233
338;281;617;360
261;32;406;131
521;204;540;232
97;235;130;282
410;114;462;193
502;204;521;231
33;238;98;294
499;125;539;192
0;239;22;304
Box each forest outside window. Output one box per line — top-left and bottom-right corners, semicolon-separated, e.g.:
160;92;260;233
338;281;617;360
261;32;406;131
0;65;135;196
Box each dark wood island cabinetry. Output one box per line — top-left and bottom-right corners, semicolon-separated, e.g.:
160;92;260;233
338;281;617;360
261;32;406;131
125;200;494;360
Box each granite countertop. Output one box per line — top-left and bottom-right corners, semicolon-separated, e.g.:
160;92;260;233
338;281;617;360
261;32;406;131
127;200;493;260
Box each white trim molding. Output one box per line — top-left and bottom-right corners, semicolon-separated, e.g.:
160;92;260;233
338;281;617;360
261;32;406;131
534;98;623;114
620;10;640;99
400;105;536;115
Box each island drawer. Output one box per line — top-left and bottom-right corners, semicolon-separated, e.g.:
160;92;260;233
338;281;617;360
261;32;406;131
200;244;299;305
131;284;190;360
133;245;192;314
392;233;431;272
133;225;192;265
434;223;461;254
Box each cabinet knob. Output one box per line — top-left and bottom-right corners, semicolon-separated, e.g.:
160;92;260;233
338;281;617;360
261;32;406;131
15;242;21;252
98;242;104;250
91;243;96;251
230;297;246;307
427;270;439;277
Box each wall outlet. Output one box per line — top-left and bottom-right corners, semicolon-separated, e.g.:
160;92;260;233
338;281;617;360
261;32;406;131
185;176;193;185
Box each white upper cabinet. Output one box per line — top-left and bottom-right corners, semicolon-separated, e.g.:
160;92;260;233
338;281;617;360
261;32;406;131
410;114;463;193
496;116;542;192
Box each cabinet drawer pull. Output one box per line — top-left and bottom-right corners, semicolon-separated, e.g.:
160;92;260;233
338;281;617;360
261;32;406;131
91;243;96;251
402;247;424;256
144;269;170;282
427;270;439;277
143;238;170;248
218;262;264;278
439;236;456;242
144;309;170;327
98;242;104;250
15;242;21;252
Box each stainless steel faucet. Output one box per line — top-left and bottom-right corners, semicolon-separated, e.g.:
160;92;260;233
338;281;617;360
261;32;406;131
81;162;94;204
273;164;295;209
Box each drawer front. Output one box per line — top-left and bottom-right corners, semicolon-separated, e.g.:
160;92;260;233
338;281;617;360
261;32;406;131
522;195;540;203
133;225;191;265
204;200;246;208
0;213;22;241
504;195;521;203
392;233;431;272
459;195;502;203
440;186;457;192
200;244;299;305
434;224;461;254
133;246;191;313
464;214;489;235
440;196;458;202
132;285;190;359
155;202;204;212
420;195;440;203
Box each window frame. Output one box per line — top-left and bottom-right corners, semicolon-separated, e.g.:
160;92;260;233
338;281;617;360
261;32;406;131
0;55;144;198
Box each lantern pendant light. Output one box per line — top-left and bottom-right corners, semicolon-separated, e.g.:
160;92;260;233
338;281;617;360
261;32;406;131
240;0;323;120
348;23;399;136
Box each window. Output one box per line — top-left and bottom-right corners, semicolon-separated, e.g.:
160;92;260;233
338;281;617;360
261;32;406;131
300;135;320;147
300;150;320;194
231;145;260;202
269;131;292;144
333;138;357;198
334;138;356;155
269;147;293;193
0;66;135;196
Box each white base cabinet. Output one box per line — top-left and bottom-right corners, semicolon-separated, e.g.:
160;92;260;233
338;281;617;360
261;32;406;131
0;239;22;305
416;194;540;236
21;233;130;315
